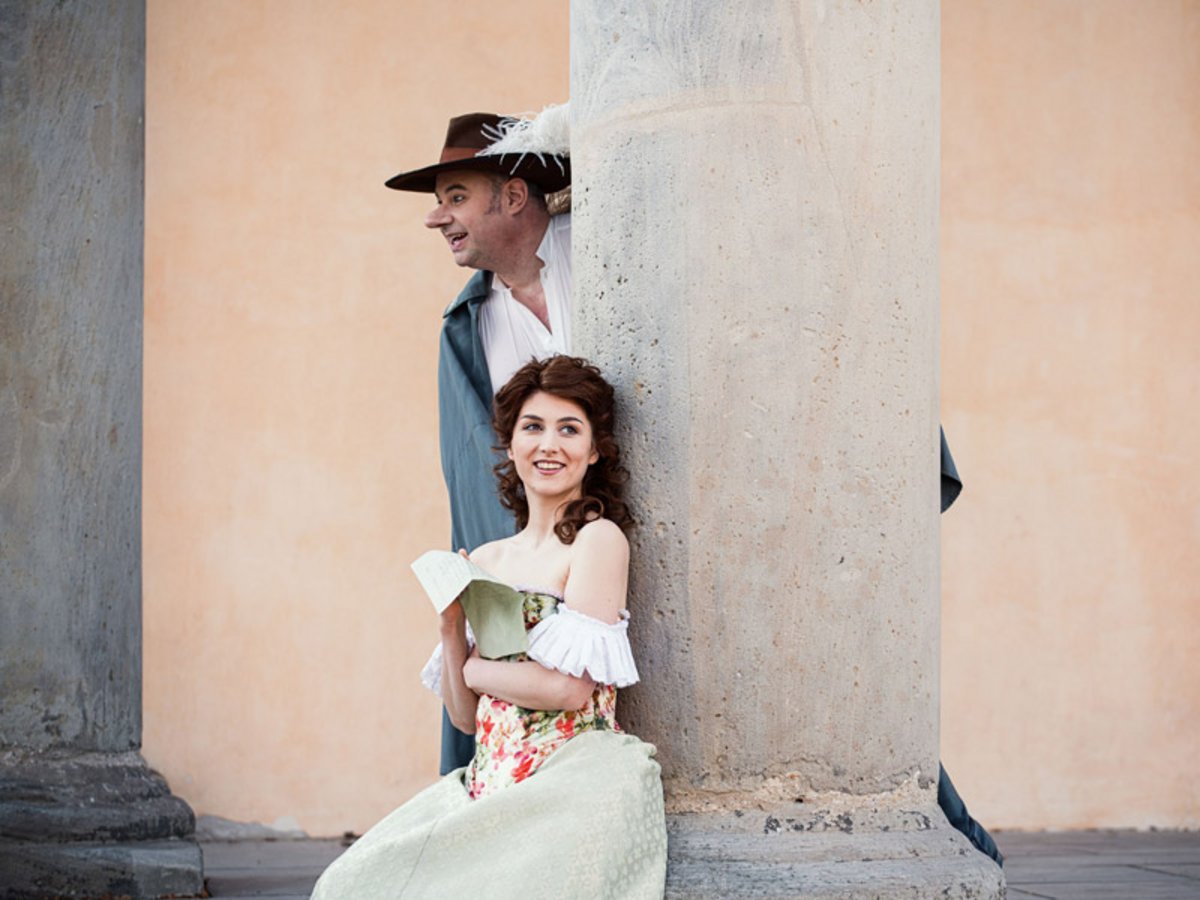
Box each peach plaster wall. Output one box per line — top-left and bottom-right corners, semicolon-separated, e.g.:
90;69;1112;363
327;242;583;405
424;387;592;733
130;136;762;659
143;0;1200;835
940;0;1199;829
143;0;569;836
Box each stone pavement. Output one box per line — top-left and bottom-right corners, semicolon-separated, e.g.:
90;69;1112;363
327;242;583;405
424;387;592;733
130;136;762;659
200;829;1200;898
998;830;1200;900
200;838;344;900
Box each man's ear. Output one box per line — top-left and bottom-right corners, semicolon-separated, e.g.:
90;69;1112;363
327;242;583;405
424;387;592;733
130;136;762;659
503;177;529;214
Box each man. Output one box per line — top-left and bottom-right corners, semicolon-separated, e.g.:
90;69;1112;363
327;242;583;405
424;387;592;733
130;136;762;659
386;111;572;774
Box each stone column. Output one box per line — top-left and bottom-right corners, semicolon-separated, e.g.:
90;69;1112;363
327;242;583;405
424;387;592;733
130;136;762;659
572;2;1002;896
0;2;202;896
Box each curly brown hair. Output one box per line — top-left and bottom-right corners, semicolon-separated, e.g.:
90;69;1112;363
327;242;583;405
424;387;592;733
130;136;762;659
492;356;633;543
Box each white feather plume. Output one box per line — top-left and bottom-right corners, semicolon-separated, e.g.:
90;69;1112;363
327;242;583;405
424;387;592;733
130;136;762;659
477;103;570;177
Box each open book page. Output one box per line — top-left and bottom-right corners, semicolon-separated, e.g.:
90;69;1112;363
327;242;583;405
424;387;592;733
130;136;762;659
411;550;528;659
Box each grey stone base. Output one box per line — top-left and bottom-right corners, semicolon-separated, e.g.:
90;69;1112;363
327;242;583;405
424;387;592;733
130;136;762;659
0;751;203;898
666;807;1005;899
0;840;203;900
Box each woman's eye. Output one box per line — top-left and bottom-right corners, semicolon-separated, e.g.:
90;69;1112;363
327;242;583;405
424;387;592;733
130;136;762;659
561;426;578;435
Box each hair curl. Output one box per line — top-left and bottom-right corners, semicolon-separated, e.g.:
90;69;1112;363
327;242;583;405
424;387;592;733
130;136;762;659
492;355;633;543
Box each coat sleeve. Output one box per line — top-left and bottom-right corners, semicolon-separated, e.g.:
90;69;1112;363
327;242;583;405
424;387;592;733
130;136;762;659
940;427;962;514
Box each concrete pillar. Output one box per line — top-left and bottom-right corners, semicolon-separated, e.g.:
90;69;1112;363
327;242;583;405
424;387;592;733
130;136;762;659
0;2;202;895
572;2;1003;896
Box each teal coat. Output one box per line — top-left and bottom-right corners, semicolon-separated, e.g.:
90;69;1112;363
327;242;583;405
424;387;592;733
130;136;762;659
438;271;517;554
436;270;515;773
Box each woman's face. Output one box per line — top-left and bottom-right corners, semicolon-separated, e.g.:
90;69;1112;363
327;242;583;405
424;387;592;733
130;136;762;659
508;390;599;503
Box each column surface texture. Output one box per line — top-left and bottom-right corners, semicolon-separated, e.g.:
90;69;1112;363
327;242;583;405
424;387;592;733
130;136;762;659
571;2;1001;896
0;1;201;896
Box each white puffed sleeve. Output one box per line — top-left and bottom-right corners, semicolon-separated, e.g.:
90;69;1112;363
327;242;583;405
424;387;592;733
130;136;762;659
525;604;640;687
419;622;476;698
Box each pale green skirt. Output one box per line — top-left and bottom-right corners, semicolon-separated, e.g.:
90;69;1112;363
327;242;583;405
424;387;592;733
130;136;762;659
312;731;667;900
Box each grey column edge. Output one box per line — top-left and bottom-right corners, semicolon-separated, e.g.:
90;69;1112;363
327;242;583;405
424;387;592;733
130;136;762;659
0;2;202;896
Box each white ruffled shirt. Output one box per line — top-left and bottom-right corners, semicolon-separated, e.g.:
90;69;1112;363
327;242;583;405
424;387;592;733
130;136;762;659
478;213;572;395
421;601;639;698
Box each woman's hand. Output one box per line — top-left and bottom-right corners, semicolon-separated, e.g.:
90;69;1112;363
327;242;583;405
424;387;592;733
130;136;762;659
439;597;466;633
462;646;483;692
463;645;482;690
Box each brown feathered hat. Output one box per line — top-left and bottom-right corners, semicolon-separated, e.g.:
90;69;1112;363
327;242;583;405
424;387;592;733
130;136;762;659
385;111;570;194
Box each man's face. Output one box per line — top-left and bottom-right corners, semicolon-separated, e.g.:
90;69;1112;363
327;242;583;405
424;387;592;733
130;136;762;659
424;170;506;270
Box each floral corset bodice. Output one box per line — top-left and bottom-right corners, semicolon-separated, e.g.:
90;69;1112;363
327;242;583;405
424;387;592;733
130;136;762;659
465;589;624;799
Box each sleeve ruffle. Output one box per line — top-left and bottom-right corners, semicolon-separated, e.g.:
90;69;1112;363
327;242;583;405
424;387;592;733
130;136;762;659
525;604;640;687
419;622;476;698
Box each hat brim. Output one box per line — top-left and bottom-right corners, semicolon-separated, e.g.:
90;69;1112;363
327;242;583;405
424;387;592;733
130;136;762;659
385;154;570;194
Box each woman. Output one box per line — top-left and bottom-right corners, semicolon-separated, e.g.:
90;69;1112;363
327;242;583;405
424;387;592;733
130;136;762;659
313;356;667;900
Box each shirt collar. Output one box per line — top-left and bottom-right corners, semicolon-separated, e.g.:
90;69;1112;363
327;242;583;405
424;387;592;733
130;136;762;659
492;215;560;296
534;216;556;268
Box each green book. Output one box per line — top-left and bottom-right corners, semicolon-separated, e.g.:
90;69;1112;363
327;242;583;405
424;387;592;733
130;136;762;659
410;550;528;660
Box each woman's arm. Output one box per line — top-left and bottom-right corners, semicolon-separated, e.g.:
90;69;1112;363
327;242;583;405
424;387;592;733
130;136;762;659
560;519;630;624
462;520;630;711
439;600;479;732
463;656;595;711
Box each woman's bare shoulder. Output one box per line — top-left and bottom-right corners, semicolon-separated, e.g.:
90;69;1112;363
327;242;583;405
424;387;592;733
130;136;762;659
468;537;513;570
573;517;629;555
569;518;630;579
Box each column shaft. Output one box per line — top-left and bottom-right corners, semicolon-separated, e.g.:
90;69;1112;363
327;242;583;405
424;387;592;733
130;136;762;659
572;2;1001;895
1;0;143;756
0;2;201;895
